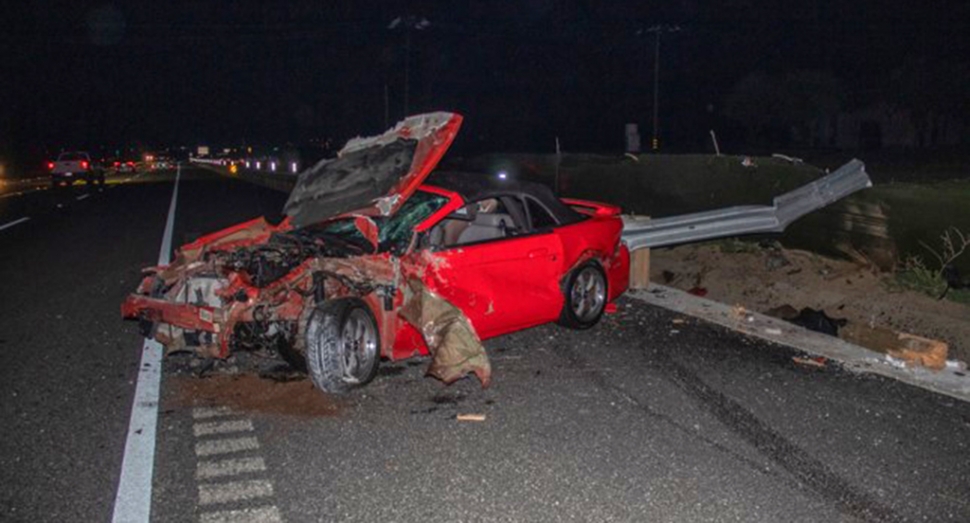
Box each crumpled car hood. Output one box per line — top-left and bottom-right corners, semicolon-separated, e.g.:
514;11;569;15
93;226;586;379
284;112;463;229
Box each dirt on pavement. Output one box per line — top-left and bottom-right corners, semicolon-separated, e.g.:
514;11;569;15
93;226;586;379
649;242;970;365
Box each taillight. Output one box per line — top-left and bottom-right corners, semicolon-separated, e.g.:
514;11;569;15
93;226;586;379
81;161;89;169
47;162;55;170
114;161;120;167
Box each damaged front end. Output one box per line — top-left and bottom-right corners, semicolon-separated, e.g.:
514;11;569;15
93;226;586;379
121;216;395;362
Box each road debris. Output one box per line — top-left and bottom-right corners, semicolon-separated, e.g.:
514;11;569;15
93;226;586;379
733;304;755;324
792;356;827;368
456;413;486;422
843;324;949;371
766;305;846;337
946;360;968;372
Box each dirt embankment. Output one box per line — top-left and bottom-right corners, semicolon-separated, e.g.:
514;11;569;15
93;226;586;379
649;242;970;364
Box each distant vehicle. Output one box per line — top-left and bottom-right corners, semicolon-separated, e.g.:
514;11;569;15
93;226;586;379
111;159;138;173
49;151;104;186
151;157;175;171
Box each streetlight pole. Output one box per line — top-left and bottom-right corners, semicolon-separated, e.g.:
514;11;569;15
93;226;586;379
642;24;680;151
388;15;430;118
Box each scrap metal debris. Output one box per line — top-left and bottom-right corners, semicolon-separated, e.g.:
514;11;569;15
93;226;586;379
399;278;492;386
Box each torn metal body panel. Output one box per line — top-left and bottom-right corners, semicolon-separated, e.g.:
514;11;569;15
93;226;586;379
122;112;630;394
621;159;872;251
285;112;463;228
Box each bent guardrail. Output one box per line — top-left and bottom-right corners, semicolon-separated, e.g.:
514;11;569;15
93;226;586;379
622;159;871;251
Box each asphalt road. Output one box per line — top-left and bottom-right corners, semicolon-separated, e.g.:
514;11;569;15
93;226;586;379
1;168;969;522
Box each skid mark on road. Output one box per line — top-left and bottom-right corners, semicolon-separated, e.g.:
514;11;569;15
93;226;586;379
653;349;903;523
551;319;902;523
192;407;283;522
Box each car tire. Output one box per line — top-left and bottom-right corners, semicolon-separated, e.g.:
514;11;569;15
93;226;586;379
558;260;608;330
305;298;380;394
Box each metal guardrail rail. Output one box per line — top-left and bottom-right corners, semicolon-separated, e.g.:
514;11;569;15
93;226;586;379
621;159;871;251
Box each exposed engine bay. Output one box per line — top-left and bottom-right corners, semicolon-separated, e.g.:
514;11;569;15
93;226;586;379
127;215;398;362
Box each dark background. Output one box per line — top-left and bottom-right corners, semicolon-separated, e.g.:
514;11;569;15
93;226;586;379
2;1;968;170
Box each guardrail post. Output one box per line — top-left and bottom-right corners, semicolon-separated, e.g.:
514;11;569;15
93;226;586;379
628;215;651;289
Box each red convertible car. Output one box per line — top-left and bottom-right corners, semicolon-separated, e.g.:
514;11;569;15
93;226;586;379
123;112;629;393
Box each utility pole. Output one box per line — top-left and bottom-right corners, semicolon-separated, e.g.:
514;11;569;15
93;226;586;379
388;15;430;118
641;24;681;151
383;83;389;128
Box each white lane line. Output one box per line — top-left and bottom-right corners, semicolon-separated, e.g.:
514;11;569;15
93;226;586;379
0;186;46;199
199;505;282;523
195;436;261;457
196;457;267;480
193;419;254;437
192;406;235;419
0;216;30;232
111;164;182;523
75;193;91;201
198;479;275;505
157;165;181;265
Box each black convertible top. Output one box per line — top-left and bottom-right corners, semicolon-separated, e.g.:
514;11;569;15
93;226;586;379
423;171;584;225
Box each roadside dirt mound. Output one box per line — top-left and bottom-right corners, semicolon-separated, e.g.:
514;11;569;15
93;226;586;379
650;243;970;363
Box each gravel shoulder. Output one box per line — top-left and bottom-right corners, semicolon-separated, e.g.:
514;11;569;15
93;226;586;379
649;242;970;364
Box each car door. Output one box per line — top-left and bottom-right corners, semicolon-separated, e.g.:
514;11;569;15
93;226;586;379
416;196;565;339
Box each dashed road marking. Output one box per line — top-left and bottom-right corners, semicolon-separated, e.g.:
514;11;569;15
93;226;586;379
198;479;275;505
0;186;46;199
76;193;90;201
0;216;30;232
196;457;267;480
192;406;235;420
195;436;261;457
193;419;254;437
199;505;282;523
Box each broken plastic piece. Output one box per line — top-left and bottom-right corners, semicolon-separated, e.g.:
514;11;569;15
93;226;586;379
792;356;826;368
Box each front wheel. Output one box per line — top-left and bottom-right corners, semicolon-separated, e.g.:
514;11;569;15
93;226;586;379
558;261;608;330
305;298;380;394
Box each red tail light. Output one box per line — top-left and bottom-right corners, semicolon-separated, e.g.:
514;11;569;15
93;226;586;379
47;162;55;170
81;161;89;169
114;161;120;167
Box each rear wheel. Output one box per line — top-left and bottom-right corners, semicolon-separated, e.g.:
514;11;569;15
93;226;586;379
558;261;607;330
305;298;380;394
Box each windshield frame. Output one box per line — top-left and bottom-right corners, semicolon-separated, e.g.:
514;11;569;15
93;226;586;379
309;188;451;256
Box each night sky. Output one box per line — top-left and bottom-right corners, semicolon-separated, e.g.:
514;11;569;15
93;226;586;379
2;1;968;169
